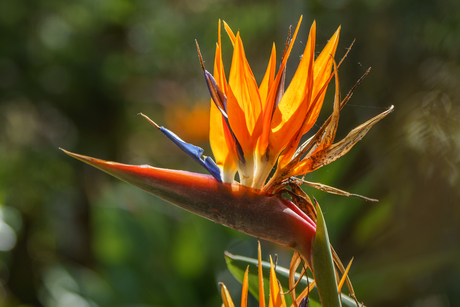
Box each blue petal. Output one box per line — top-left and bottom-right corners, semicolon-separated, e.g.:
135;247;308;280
159;126;222;182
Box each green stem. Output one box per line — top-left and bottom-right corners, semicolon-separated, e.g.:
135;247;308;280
312;200;342;307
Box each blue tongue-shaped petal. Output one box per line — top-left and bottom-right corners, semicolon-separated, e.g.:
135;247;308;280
139;113;222;182
159;127;222;182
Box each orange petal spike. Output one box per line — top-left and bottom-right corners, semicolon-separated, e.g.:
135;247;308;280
223;21;237;46
280;56;339;170
269;256;283;307
226;86;251;153
313;26;341;82
209;106;237;182
215;21;228;93
315;57;341;152
269;21;316;157
227;32;262;154
259;43;277;108
299;71;333;139
285;67;372;170
280;289;287;307
210;21;236;182
276;27;341;169
279;29;341;169
268;256;274;307
221;283;236;307
258;16;303;155
338;258;354;294
210;102;238;181
301;26;341;136
258;241;266;307
241;266;249;307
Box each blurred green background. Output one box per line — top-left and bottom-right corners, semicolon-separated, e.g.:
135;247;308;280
0;0;459;306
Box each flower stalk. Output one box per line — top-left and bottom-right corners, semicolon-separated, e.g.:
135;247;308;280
312;199;341;307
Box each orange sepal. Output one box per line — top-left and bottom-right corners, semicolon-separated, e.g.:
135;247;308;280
258;241;266;307
215;20;228;92
223;21;237;46
259;43;277;108
209;22;236;181
227;32;263;154
277;27;340;169
300;26;341;137
258;16;303;156
209;106;237;181
269;21;316;158
268;256;286;307
241;266;250;307
221;283;236;307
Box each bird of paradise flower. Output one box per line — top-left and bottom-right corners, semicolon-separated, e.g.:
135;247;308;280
62;17;392;306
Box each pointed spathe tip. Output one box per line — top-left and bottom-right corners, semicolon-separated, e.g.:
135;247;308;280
59;148;142;182
60;148;111;168
60;147;89;162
